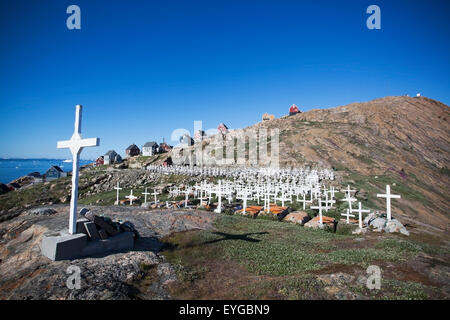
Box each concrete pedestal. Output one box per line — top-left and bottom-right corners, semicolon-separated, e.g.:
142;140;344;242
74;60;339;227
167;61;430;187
41;231;134;261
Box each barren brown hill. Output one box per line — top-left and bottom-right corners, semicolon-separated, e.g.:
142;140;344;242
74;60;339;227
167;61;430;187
255;96;449;230
171;96;449;232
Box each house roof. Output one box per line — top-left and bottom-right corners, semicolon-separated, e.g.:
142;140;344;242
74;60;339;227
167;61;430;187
126;144;139;150
105;150;116;156
289;104;299;112
48;165;63;172
143;141;158;148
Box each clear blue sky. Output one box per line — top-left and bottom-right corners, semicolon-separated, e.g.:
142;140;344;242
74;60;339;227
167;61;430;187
1;0;449;159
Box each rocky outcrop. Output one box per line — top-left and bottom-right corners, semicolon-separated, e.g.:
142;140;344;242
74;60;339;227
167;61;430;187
0;205;215;300
0;183;11;195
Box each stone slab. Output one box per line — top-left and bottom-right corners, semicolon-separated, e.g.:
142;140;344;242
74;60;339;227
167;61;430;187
81;232;134;257
93;215;119;236
84;222;100;240
41;233;88;261
76;218;90;235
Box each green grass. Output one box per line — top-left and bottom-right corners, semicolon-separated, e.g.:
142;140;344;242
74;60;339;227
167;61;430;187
163;215;418;277
159;213;448;299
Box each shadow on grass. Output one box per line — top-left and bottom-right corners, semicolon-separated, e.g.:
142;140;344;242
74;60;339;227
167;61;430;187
162;231;269;252
202;231;269;245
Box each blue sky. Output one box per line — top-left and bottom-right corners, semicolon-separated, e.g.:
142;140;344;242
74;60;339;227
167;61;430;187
0;0;449;159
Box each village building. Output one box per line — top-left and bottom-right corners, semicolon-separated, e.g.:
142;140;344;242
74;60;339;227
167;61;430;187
142;141;159;156
45;166;66;181
159;142;172;152
125;144;140;157
96;156;104;166
163;157;173;167
180;134;194;146
262;113;275;121
104;150;122;165
289;104;301;116
194;130;206;142
217;123;229;134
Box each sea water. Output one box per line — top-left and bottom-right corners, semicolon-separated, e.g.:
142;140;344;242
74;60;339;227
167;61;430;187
0;159;93;184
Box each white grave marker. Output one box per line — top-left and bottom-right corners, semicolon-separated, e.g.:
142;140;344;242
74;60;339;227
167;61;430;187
341;208;355;224
377;185;400;221
57;105;99;234
114;182;122;205
142;187;150;204
355;202;371;229
126;189;137;205
310;199;324;225
152;189;159;204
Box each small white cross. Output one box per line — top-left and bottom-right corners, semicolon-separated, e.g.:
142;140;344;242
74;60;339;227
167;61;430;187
114;182;122;205
310;198;324;225
142;187;150;204
214;180;223;213
377;185;400;221
355;202;370;229
152;189;159;204
126;189;138;205
57;105;99;234
341;208;355;224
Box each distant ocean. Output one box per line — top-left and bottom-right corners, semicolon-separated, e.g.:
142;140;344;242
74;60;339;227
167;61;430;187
0;159;93;184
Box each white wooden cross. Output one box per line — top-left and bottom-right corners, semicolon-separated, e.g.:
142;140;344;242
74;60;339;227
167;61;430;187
57;105;99;234
114;182;122;205
237;187;251;215
310;198;324;225
377;185;400;221
341;208;355;224
184;188;191;208
214;180;223;213
142;187;150;204
355;202;370;229
198;181;205;205
126;189;138;205
152;189;159;204
298;192;307;211
341;185;356;212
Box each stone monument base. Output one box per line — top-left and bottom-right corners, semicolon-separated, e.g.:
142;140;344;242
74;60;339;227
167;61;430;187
41;230;134;261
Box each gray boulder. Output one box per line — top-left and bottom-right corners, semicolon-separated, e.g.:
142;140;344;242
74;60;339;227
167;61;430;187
369;217;386;230
385;219;410;236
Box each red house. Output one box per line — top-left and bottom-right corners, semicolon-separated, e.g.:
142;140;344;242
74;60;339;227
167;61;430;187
163;157;173;167
96;156;104;166
159;142;172;152
289;104;300;116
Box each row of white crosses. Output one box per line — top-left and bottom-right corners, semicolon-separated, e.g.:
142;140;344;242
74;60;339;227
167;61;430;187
146;164;335;183
113;181;400;230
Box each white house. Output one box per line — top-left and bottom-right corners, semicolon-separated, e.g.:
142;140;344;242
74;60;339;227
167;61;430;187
142;141;159;156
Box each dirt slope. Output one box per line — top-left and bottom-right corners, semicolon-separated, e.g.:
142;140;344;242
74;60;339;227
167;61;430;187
257;96;449;229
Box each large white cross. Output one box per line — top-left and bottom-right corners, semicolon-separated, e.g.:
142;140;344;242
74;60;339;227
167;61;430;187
377;185;401;221
114;182;122;205
57;105;99;234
